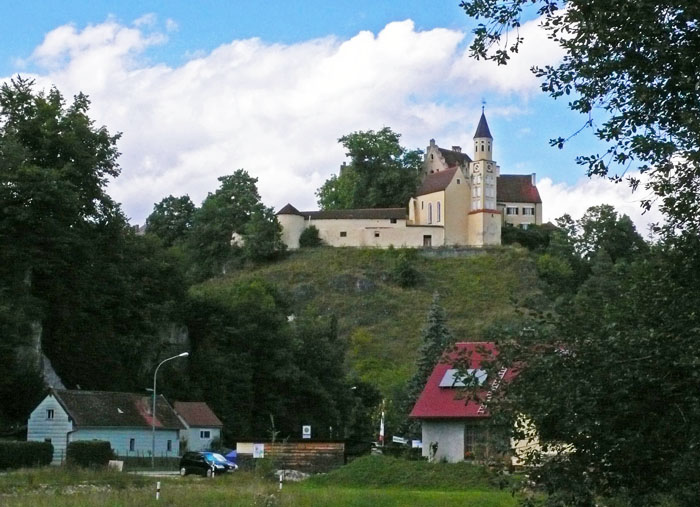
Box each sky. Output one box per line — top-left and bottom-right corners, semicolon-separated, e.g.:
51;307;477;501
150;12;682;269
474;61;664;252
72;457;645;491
0;1;663;234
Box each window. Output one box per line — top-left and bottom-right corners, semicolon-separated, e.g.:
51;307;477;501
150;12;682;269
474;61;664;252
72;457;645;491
523;207;535;216
437;202;441;223
167;440;172;452
200;430;211;439
520;224;529;230
456;178;461;184
423;235;432;247
46;409;54;420
339;231;347;237
464;424;486;455
428;203;433;224
485;199;496;209
506;207;519;215
129;438;135;452
421;201;424;210
374;231;380;238
472;186;481;198
44;438;51;444
390;218;397;224
472;199;480;210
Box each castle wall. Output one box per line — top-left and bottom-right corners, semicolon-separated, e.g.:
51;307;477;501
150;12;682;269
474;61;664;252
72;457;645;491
310;218;444;248
278;214;305;249
415;191;445;226
467;211;502;247
443;174;470;245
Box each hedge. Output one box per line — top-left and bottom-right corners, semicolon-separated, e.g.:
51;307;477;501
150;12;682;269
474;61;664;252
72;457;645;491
0;441;53;469
66;440;114;468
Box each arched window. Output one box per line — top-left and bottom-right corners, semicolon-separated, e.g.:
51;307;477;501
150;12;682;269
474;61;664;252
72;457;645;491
437;202;441;223
428;203;433;224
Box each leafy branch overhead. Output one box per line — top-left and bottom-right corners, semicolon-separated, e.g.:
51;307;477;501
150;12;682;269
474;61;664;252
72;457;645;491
461;0;700;232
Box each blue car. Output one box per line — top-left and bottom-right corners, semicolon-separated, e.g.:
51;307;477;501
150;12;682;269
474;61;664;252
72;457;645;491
179;451;238;477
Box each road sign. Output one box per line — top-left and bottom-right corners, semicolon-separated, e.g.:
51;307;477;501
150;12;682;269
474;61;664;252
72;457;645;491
302;425;311;439
392;436;408;444
253;443;265;458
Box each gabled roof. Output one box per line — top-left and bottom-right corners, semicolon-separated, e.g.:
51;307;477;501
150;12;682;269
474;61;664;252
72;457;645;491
410;342;515;419
300;208;407;220
438;148;472;168
277;203;303;216
174;402;223;428
474;112;493;139
52;389;184;430
417;167;458;196
497;175;542;204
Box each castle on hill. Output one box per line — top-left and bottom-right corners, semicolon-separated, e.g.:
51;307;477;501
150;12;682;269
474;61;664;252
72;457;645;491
277;111;542;248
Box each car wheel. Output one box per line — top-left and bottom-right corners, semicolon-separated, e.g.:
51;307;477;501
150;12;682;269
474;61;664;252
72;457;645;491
205;468;213;478
180;467;187;476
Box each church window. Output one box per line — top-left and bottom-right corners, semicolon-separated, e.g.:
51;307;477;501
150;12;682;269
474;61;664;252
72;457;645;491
437;202;441;222
430;154;434;160
421;201;424;210
428;203;433;224
506;207;518;215
488;143;491;151
340;231;347;237
472;186;481;198
472;199;480;210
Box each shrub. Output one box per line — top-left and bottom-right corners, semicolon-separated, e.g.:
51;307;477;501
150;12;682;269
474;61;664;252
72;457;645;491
0;441;53;470
391;251;420;288
299;225;322;248
66;440;114;468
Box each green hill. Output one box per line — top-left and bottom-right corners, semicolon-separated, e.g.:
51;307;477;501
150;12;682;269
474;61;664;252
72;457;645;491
194;246;540;393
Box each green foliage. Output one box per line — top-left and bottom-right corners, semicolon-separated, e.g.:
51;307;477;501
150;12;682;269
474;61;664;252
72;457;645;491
298;225;322;248
462;0;700;234
316;127;422;209
66;441;115;468
145;195;196;247
391;251;420;288
242;206;286;262
501;224;554;252
0;441;53;469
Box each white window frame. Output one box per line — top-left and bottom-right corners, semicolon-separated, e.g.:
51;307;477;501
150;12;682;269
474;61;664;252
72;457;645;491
506;206;519;215
523;207;535;216
200;430;211;439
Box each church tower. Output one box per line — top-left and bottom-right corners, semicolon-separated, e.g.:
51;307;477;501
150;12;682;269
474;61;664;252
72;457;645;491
467;108;502;246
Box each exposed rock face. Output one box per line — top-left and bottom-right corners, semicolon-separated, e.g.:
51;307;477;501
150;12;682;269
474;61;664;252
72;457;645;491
275;469;310;481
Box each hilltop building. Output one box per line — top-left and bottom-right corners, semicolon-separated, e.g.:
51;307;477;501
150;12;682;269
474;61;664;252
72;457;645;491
277;111;542;248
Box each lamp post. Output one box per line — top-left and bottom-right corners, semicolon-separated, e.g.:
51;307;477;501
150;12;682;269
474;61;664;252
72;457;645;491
152;352;189;468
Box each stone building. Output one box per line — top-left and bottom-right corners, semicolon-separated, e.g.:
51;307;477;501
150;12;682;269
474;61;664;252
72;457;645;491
277;111;542;249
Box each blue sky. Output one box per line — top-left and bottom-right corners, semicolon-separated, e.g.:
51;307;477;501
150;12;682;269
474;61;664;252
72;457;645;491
0;1;661;231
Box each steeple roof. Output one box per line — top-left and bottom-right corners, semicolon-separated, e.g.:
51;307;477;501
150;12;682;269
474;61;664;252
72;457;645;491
473;111;493;139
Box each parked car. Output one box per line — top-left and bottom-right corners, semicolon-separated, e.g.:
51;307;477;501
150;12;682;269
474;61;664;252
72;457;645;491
179;451;238;477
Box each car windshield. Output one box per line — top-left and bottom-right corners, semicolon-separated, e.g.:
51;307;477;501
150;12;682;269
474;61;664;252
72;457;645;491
203;453;228;464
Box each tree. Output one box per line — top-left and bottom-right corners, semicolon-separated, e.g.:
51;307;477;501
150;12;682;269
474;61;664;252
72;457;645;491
316;127;422;209
242;206;287;262
145;195;196;247
461;0;700;233
186;170;264;278
299;225;323;248
400;293;454;434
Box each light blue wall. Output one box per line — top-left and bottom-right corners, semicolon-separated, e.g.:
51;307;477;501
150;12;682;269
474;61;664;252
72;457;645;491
27;394;73;464
183;427;221;451
421;420;465;463
71;428;180;457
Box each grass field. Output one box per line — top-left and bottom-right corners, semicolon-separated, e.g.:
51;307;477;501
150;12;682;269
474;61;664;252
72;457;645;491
0;457;522;506
195;245;540;393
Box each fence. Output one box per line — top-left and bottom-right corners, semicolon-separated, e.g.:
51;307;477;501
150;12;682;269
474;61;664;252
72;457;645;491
237;441;345;473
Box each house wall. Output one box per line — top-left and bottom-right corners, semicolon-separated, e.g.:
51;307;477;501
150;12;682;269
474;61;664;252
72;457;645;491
71;428;180;457
27;394;73;464
308;218;444;248
443;173;470;245
182;427;221;452
467;211;502;246
414;191;445;226
421;420;465;463
501;202;543;228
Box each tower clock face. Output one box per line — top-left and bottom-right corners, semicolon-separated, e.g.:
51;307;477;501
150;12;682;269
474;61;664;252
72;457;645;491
487;164;493;173
473;165;480;173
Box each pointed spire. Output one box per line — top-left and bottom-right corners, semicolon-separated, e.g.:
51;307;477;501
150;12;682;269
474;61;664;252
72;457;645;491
473;110;493;139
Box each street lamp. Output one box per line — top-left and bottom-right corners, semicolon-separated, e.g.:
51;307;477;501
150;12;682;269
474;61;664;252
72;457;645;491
152;352;189;468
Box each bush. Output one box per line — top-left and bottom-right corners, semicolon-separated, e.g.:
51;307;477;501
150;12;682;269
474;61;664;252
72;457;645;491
299;225;322;248
391;251;420;288
66;441;114;468
0;441;53;470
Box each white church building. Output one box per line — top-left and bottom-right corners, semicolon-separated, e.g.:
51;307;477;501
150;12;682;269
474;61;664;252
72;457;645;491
277;111;542;249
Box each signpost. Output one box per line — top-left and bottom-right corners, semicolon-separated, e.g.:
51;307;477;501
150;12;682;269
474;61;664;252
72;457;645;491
302;425;311;439
253;443;265;459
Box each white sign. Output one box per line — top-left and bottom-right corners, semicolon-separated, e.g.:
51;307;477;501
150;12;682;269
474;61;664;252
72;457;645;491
392;436;408;445
253;443;265;458
302;425;311;439
412;440;422;449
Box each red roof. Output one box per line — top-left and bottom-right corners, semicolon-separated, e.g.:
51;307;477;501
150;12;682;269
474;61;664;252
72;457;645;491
417;168;458;196
497;175;542;204
174;402;223;428
409;342;514;419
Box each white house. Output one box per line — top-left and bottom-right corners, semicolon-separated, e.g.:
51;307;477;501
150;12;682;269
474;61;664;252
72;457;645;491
173;401;223;452
27;389;184;464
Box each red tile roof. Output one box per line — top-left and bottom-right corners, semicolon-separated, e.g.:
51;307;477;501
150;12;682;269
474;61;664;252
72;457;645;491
417;168;458;196
174;402;223;428
409;342;514;419
497;175;542;204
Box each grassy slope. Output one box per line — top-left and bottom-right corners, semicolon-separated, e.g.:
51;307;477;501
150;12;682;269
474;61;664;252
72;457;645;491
197;246;539;392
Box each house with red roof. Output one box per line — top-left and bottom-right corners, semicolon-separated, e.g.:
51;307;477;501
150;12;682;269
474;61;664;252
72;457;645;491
174;401;223;452
410;342;515;463
277;110;542;249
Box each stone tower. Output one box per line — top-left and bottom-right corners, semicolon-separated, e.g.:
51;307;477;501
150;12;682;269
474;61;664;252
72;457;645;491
467;109;502;245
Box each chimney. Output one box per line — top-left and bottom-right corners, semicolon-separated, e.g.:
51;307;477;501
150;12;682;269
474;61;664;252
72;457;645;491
340;161;347;174
452;146;461;153
531;173;536;185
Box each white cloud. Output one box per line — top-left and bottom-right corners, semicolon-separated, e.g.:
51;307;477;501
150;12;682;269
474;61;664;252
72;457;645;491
538;173;664;238
5;16;565;224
